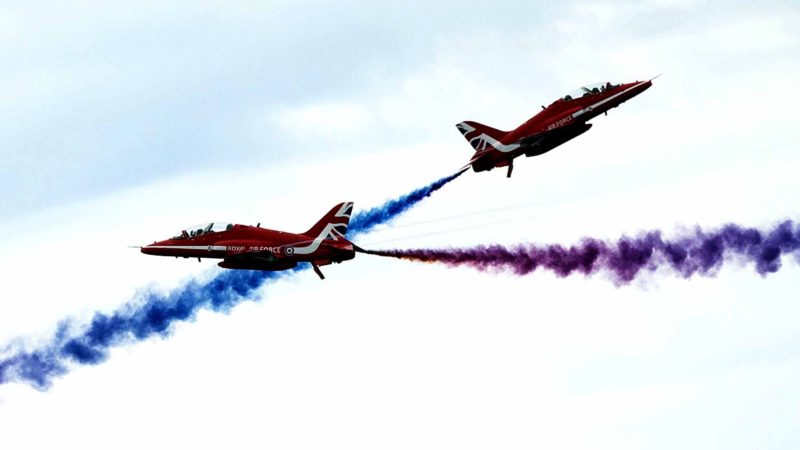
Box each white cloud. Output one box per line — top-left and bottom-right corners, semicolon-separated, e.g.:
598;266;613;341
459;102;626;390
2;1;800;449
270;101;374;139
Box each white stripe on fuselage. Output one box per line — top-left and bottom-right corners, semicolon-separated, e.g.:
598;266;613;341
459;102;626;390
147;236;338;255
146;245;228;251
471;134;521;154
293;223;339;255
290;202;352;255
459;122;521;155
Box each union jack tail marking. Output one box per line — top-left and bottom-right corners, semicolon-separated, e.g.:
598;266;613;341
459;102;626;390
303;202;353;241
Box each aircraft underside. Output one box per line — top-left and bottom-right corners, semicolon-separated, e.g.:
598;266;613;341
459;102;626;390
472;122;594;178
218;258;298;271
523;122;593;158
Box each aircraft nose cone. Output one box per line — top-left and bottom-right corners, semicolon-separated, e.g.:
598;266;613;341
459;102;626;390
628;80;652;98
141;242;163;255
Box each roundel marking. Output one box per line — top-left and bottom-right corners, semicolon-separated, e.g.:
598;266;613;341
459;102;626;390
285;246;295;255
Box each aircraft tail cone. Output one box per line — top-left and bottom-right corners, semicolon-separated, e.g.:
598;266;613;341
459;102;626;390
352;243;371;254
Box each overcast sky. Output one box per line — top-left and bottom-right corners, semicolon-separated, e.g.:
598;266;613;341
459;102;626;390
1;1;800;449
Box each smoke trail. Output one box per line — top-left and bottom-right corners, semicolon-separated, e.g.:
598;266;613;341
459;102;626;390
0;269;289;389
348;169;466;235
0;172;463;389
360;220;800;284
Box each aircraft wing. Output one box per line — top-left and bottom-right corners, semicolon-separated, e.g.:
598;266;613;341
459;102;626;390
223;246;279;260
227;250;276;262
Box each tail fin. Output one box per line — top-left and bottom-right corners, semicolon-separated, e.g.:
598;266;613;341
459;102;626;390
303;202;353;240
455;121;509;152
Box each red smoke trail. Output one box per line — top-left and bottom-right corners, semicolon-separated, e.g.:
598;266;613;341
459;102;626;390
360;221;800;284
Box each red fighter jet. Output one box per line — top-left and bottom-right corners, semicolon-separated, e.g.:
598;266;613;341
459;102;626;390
140;202;356;279
457;77;656;177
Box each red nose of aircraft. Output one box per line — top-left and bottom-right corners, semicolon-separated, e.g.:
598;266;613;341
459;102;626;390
609;79;653;107
634;79;653;95
623;79;653;99
140;241;167;256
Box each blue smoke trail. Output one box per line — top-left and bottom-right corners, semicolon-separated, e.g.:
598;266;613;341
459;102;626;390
0;172;464;389
349;169;466;234
0;269;288;389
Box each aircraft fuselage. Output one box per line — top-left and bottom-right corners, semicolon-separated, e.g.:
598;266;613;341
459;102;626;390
457;79;654;177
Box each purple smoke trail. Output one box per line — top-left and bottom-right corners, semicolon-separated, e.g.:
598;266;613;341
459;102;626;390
0;172;464;389
361;221;800;283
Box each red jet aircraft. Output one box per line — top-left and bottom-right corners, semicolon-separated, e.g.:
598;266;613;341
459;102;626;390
457;78;656;177
140;202;356;279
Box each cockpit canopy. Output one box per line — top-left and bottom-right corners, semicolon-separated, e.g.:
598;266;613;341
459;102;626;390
561;82;619;101
172;222;233;239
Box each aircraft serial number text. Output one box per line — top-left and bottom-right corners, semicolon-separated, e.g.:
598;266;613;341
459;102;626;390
547;116;572;130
